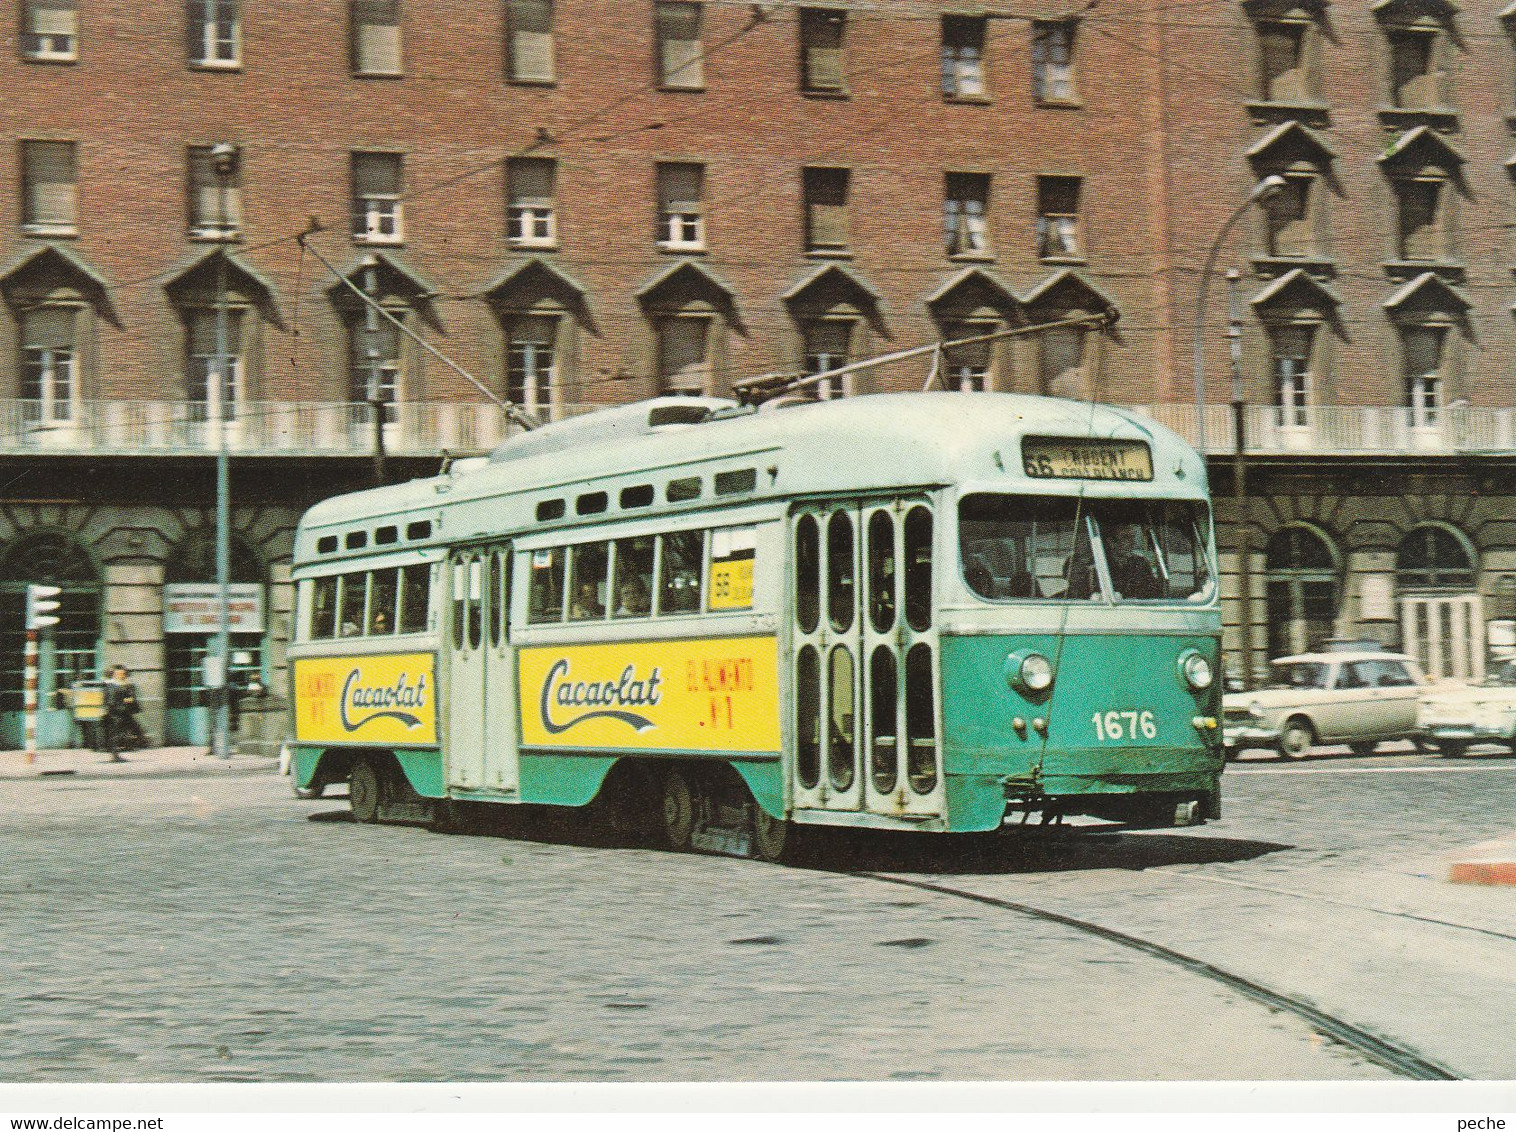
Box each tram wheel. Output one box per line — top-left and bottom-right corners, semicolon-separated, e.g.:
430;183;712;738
349;759;383;823
753;807;801;864
660;766;697;851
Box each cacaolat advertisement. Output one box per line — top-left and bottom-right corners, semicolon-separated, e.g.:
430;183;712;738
518;636;781;752
294;654;438;746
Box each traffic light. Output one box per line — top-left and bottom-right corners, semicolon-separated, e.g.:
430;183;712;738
25;584;61;631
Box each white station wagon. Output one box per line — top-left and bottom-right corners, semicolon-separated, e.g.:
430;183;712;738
1224;650;1426;759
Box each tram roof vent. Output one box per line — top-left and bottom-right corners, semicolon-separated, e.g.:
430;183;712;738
488;396;737;465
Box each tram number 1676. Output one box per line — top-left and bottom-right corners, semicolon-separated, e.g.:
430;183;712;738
1091;710;1158;742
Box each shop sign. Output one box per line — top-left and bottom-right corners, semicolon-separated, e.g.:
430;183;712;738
164;583;265;634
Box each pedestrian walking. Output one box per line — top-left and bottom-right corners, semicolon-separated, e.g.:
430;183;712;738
104;664;147;760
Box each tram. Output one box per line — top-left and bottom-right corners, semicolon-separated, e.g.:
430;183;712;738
286;392;1224;861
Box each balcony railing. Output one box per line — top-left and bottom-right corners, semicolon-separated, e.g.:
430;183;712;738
0;400;532;457
3;398;1514;459
1126;404;1516;456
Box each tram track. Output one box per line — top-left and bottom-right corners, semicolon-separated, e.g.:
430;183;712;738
856;871;1463;1082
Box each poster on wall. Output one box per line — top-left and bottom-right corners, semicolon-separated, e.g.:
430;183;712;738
163;583;265;634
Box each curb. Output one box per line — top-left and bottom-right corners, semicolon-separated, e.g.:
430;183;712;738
0;759;279;784
1446;834;1516;886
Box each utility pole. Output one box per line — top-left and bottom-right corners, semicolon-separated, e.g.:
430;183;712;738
363;256;388;487
1226;269;1256;690
210;141;239;760
24;584;61;765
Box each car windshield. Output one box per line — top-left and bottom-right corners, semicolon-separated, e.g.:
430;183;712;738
959;494;1213;603
1268;661;1329;690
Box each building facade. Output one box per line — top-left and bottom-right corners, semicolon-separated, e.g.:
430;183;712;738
2;0;1515;745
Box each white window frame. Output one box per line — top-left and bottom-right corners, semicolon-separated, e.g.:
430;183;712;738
507;322;557;417
1036;176;1082;260
657;164;706;252
21;140;78;237
804;320;854;400
1404;326;1444;429
188;0;240;68
21;0;77;61
186;308;245;423
1272;344;1312;428
1032;21;1076;103
944;182;989;257
21;346;76;426
941;17;985;99
352;154;404;245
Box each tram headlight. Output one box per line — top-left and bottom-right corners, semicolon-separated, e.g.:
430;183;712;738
1179;650;1213;693
1005;649;1055;698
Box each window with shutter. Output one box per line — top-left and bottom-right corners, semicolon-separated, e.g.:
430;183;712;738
1036;175;1081;260
22;0;77;60
507;315;558;414
657;2;704;89
804;320;852;400
187;146;243;238
941;16;986;99
185;308;245;422
188;0;240;66
800;8;846;92
352;152;404;243
353;0;401;74
1038;326;1088;399
1397;177;1444;261
944;172;991;257
657;163;705;249
1032;21;1076;102
658;317;711;394
22;140;77;233
1389;29;1438;108
1264;173;1314;258
507;158;557;245
1270;325;1314;427
507;0;555;83
1402;326;1444;427
941;321;993;392
351;317;403;418
1258;22;1307;102
19;307;78;424
804;166;849;251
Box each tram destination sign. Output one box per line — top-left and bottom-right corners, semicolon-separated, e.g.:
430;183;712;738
1021;437;1154;482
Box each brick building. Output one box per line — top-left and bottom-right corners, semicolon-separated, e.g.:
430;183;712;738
1;0;1514;744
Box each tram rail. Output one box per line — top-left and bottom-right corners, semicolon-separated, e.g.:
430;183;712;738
857;871;1463;1082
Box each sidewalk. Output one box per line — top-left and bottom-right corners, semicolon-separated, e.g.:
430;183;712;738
1447;830;1516;886
0;744;278;781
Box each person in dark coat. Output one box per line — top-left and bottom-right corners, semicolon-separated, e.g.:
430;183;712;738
104;664;147;760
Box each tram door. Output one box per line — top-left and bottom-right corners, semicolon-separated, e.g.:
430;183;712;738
445;545;521;793
790;501;944;820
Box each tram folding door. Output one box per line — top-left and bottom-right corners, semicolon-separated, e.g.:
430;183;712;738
790;502;943;822
444;545;519;794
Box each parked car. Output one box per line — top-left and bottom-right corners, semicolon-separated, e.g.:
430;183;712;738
1417;659;1516;757
1223;650;1426;759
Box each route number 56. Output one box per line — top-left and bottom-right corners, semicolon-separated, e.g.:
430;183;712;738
1091;710;1157;742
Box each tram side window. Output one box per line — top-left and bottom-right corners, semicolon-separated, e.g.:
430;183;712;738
528;547;566;624
569;543;609;621
612;536;654;618
708;526;755;612
311;576;338;640
338;573;368;637
369;568;399;635
904;506;933;632
660;530;704;614
398;564;431;634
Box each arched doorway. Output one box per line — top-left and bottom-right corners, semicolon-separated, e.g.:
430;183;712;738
1397;523;1480;682
0;530;102;748
162;534;267;744
1264;524;1339;658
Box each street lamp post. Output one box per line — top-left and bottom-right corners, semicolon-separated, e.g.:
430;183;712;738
1192;174;1287;456
1193;174;1284;691
1226;268;1258;690
210;141;239;760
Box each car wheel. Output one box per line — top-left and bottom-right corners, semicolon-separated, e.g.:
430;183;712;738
1278;717;1315;760
1348;741;1377;757
1436;741;1468;759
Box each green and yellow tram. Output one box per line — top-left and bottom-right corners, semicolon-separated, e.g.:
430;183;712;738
287;392;1224;860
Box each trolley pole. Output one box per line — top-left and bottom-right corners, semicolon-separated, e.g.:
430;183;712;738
23;584;61;766
1226;269;1256;691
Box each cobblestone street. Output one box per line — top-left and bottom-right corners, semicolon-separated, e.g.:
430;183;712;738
2;752;1513;1082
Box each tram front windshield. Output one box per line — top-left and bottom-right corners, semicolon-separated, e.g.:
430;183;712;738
959;494;1212;603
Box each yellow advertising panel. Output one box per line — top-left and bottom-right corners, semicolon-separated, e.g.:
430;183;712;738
294;653;438;746
519;636;780;753
708;559;753;610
